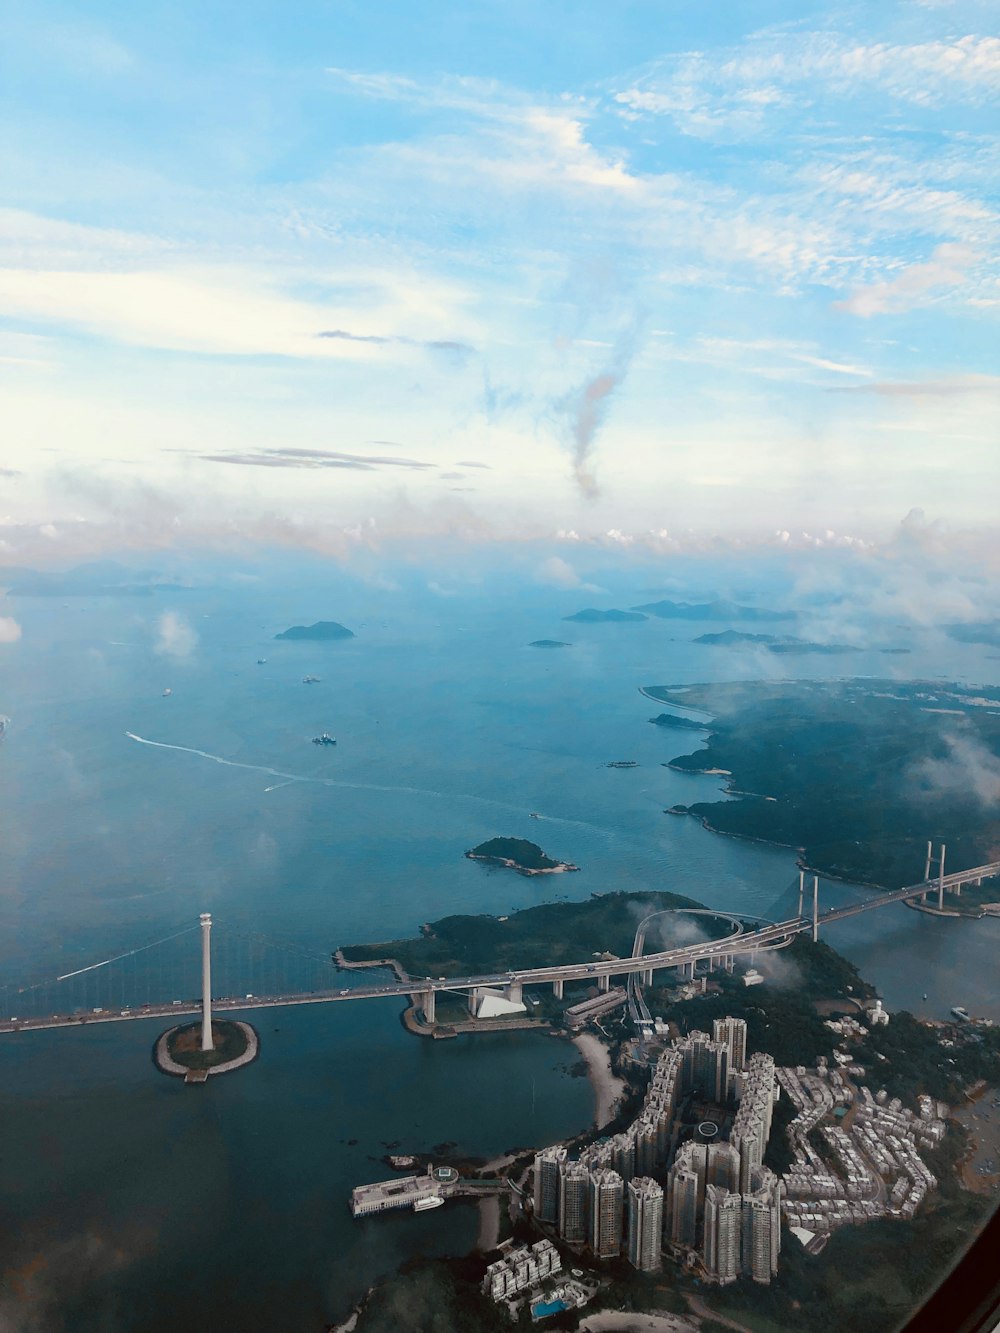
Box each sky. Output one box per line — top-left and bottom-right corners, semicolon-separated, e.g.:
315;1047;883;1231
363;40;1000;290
0;0;998;566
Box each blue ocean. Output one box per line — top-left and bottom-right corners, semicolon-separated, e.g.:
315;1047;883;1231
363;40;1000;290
2;553;998;1330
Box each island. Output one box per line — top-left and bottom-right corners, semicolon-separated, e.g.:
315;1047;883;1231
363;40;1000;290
563;608;647;623
465;837;579;876
692;631;861;654
632;598;796;622
528;639;572;648
275;620;354;640
648;712;708;731
649;678;1000;889
338;889;726;977
153;1018;258;1080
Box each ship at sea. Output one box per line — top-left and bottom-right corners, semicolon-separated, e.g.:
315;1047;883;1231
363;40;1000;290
302;675;320;684
0;715;9;741
312;733;336;746
162;688;172;698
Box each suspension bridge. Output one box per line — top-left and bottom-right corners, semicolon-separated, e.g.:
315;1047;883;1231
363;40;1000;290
1;844;996;1038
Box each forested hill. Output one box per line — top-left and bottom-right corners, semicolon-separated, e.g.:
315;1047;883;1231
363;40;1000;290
651;679;1000;889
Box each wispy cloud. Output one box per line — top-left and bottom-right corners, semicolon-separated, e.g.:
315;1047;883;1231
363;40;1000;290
834;243;979;315
200;447;436;471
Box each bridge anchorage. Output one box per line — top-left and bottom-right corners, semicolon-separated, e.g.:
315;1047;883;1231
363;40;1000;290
1;846;996;1049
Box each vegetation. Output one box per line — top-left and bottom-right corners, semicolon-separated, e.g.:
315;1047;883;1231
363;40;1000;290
164;1020;248;1070
648;712;708;731
339;890;735;977
351;1257;517;1333
854;1010;1000;1103
466;838;571;872
647;678;1000;888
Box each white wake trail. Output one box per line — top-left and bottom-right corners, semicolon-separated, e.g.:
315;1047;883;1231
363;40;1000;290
124;730;608;831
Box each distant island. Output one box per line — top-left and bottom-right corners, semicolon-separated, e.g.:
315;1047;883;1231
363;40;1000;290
465;837;579;875
693;630;860;654
947;621;1000;647
2;559;191;598
695;630;780;645
632;598;795;622
654;677;1000;888
274;620;355;641
528;639;572;648
563;608;646;623
648;712;708;731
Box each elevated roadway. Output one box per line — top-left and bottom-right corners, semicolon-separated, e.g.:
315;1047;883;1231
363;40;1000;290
3;860;997;1037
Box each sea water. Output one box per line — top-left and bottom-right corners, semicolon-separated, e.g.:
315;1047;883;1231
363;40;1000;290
1;557;998;1329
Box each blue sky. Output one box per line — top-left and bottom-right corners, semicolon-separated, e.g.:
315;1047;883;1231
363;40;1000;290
1;0;998;565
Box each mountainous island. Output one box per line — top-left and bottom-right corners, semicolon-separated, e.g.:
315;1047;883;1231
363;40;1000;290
563;608;647;623
528;639;572;648
650;677;1000;889
632;598;796;622
648;712;709;731
465;836;579;875
274;620;355;641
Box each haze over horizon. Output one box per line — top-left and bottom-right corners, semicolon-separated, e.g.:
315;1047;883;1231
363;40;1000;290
1;0;998;569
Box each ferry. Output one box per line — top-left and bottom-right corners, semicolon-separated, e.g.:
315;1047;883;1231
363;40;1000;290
312;733;337;746
412;1195;444;1212
302;675;321;684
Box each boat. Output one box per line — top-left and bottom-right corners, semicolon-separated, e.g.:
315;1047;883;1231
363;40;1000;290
257;658;267;665
312;733;336;746
529;812;540;819
412;1195;444;1212
0;715;9;741
302;675;320;684
951;1006;970;1021
162;688;172;697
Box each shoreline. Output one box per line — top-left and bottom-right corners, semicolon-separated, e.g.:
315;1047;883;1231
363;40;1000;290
465;851;579;875
572;1030;626;1129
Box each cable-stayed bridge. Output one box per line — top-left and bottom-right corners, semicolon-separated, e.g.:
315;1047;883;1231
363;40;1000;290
2;848;997;1037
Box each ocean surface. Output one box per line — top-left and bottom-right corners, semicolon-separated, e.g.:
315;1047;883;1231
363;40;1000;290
2;557;998;1330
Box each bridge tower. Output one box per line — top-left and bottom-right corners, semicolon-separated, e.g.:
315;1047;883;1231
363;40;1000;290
811;876;819;944
200;913;214;1052
797;869;805;919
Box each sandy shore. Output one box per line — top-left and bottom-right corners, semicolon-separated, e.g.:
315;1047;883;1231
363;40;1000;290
573;1031;626;1128
580;1312;699;1333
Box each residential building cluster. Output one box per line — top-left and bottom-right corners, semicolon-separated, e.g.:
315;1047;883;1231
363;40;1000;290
484;1240;561;1301
530;1016;781;1285
778;1065;946;1233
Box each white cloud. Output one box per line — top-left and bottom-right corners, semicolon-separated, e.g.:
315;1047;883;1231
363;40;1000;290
834;243;979;316
0;615;22;643
154;611;197;658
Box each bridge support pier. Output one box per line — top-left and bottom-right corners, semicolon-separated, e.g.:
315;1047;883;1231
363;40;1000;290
505;981;522;1005
200;912;214;1052
469;988;480;1016
812;876;819;944
420;990;436;1025
642;968;654;987
553;979;564;1000
938;844;947;911
598;974;610;993
797;869;805;919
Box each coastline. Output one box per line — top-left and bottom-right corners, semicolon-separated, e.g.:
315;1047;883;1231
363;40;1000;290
572;1031;626;1128
465;851;579;875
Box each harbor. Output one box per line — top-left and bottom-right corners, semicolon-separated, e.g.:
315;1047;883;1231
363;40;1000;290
351;1164;509;1218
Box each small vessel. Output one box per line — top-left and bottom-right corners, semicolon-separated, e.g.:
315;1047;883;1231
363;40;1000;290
0;715;9;741
951;1006;970;1021
413;1195;444;1212
302;675;320;684
923;993;928;1000
529;812;540;819
162;688;172;697
257;658;267;665
312;733;336;746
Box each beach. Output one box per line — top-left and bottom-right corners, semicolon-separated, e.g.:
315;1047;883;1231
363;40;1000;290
572;1031;626;1128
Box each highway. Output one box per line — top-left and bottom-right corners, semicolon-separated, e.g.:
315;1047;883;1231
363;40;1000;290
2;860;997;1037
